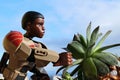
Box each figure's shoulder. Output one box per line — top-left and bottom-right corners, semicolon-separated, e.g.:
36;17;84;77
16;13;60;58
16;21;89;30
3;31;24;53
6;30;23;36
4;31;23;45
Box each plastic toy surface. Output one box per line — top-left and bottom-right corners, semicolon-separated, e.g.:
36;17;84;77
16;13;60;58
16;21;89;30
0;11;72;80
1;31;59;80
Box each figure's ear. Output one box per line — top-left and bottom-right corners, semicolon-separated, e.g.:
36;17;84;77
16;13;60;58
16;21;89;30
25;22;31;31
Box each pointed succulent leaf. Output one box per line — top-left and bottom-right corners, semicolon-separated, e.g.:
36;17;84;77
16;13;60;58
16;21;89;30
62;59;83;79
78;34;87;48
63;59;83;73
96;33;102;41
73;34;80;42
86;42;95;56
89;26;100;46
96;43;120;52
86;22;92;44
93;30;112;52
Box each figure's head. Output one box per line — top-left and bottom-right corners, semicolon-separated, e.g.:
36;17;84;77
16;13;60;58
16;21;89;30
22;11;45;38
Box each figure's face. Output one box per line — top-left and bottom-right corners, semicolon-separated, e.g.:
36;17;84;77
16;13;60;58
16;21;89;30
30;18;45;38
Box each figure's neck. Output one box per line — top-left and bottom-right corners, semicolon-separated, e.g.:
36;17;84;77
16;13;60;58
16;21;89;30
24;32;34;40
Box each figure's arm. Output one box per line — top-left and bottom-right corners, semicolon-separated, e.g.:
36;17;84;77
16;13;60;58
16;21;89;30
33;47;59;62
3;31;71;69
3;31;59;62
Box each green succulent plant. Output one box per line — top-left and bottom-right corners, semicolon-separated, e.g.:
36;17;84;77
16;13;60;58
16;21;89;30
56;22;120;80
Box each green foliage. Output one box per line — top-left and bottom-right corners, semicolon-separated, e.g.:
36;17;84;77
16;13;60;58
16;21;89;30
56;22;120;80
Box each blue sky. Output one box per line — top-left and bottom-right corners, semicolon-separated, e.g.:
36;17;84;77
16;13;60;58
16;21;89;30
0;0;120;79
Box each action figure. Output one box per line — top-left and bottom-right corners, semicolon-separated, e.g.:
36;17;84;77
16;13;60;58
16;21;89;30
0;11;72;80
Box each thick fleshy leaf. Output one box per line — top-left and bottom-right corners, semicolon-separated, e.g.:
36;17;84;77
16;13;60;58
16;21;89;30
78;34;87;48
63;59;83;73
86;26;100;56
86;42;95;57
93;30;112;52
93;58;110;76
96;33;102;41
73;34;80;42
96;43;120;52
93;52;118;66
62;59;83;79
67;41;85;59
89;26;99;47
82;58;97;79
86;22;91;44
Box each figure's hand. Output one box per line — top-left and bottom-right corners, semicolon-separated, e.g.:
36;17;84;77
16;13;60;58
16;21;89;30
53;52;72;66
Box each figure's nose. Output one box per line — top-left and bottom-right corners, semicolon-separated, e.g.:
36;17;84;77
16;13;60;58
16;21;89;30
42;26;45;31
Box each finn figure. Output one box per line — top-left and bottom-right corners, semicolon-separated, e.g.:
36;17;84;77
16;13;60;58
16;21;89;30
0;11;72;80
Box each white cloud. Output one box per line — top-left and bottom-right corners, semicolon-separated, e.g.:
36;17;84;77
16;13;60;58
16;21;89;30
45;0;120;39
0;0;120;79
37;0;120;55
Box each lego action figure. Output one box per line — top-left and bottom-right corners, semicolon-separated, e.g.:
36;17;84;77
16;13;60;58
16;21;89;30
0;11;72;80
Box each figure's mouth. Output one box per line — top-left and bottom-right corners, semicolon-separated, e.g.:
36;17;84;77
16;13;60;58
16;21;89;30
42;31;45;33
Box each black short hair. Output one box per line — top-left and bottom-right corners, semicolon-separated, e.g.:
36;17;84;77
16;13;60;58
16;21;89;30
21;11;44;30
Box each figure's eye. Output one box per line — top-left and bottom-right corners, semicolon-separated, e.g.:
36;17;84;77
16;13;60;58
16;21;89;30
38;23;43;26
